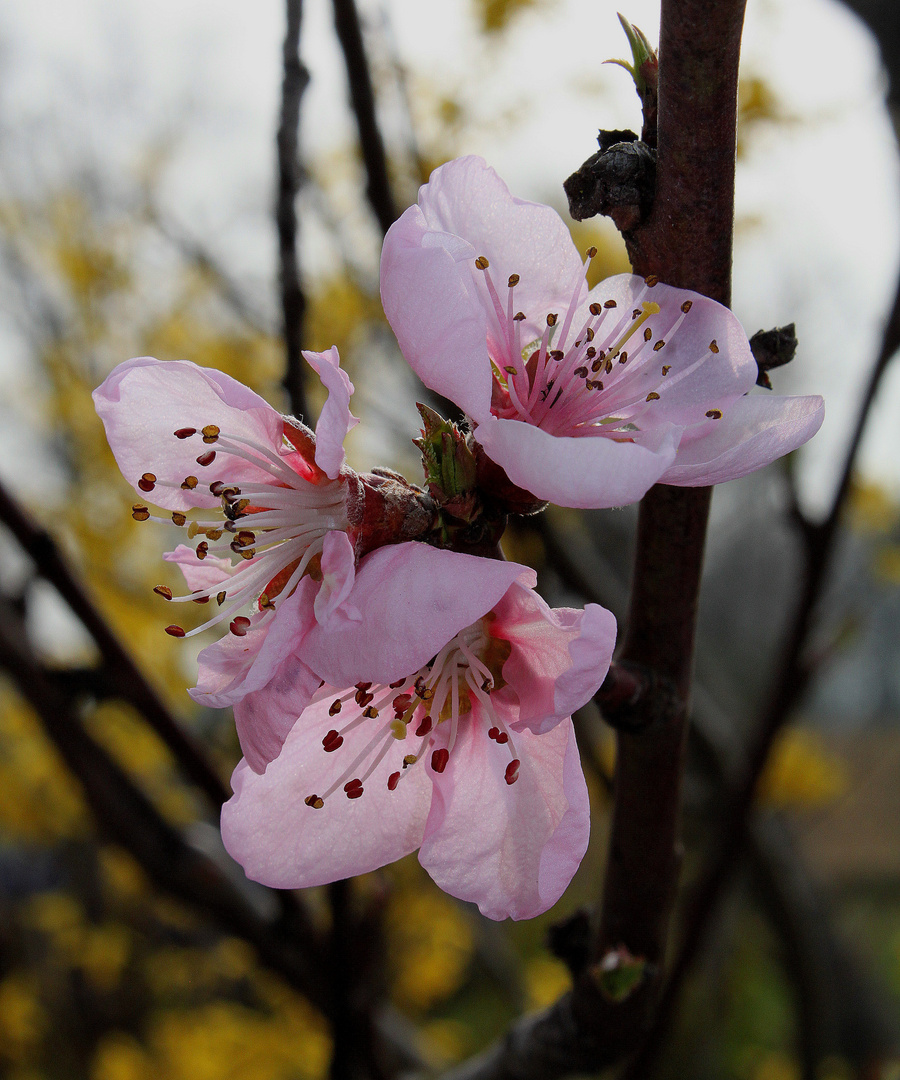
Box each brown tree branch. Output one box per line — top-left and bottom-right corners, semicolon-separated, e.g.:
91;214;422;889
626;238;900;1078
278;0;312;419
439;2;747;1075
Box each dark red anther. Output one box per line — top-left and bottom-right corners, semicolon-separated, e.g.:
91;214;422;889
196;450;216;467
138;473;156;492
495;731;509;745
387;771;401;791
164;625;185;638
488;726;499;741
355;689;374;707
209;481;226;496
504;759;520;785
192;595;210;604
328;699;342;716
322;730;344;752
153;585;173;601
392;693;413;716
343;779;364;799
415;715;433;737
229;616;251;637
174;427;197;439
431;748;450;774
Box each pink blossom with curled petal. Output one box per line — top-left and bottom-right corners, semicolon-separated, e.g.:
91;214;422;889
221;543;616;921
92;350;363;753
381;155;824;509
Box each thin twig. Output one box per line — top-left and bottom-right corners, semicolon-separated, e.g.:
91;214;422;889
278;0;312;419
332;0;398;236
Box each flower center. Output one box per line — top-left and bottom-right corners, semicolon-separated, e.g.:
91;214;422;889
475;254;717;438
131;423;349;639
304;616;517;809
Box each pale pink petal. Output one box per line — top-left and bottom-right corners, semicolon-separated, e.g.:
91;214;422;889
313;530;360;626
301;543;528;688
302;346;360;478
232;660;323;774
419;718;589;921
188;576;319;711
473;416;679;509
92;356;286;511
381;158;587;424
660;393;825;486
221;697;432;888
163;544;233;592
412;156;585;332
381;211;494;419
492;585;617;735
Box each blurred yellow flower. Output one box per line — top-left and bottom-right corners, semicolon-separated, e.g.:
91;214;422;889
758;728;847;809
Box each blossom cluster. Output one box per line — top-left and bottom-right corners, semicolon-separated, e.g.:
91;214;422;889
93;157;823;920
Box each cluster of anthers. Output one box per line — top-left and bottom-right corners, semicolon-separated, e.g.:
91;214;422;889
130;421;349;640
303;617;518;809
477;251;724;436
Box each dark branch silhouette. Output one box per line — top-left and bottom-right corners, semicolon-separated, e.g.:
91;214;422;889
278;0;312;419
332;0;398;236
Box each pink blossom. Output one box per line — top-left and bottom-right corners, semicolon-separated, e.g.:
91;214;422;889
93;350;364;765
381;155;824;509
221;543;617;921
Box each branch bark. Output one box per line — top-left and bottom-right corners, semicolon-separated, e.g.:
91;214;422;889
278;0;312;419
626;223;900;1078
440;1;747;1075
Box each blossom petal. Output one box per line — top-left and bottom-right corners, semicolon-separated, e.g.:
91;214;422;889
302;346;360;478
232;660;324;774
382;156;585;423
313;529;360;626
660;393;825;486
381;208;493;418
301;543;529;688
473;415;679;509
188;576;318;711
92;356;285;511
412;156;586;336
221;697;432;888
420;718;589;921
492;585;617;735
163;544;233;592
